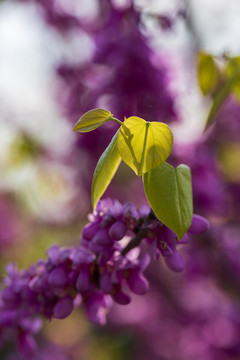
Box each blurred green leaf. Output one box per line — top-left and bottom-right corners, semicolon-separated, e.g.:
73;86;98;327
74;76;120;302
117;116;173;176
91;130;121;209
226;57;240;102
204;55;240;130
197;53;218;96
73;108;119;132
219;142;240;183
204;79;233;130
143;162;193;240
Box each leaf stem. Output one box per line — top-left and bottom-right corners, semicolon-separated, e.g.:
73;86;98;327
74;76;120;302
112;117;123;125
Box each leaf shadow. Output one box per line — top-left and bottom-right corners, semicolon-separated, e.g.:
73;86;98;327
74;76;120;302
120;123;140;174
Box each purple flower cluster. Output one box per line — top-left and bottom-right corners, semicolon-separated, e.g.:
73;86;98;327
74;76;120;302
0;198;209;358
145;213;209;272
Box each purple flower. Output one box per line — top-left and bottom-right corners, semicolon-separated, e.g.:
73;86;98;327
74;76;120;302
83;291;110;325
188;215;210;235
109;221;127;241
126;269;149;295
76;267;91;292
164;250;185;273
53;296;74;319
48;267;68;288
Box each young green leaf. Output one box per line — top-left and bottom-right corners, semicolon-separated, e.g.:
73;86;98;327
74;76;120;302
204;80;233;130
73;108;119;132
197;53;218;96
226;57;240;102
117;116;173;176
143;162;193;240
91;130;121;209
205;56;240;130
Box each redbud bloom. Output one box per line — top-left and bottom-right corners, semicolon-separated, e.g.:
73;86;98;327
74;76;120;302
76;268;91;292
112;288;131;305
53;296;74;319
92;229;113;246
164;250;185;272
109;221;127;240
48;267;68;288
84;291;110;325
188;215;210;235
126;270;149;295
82;222;100;241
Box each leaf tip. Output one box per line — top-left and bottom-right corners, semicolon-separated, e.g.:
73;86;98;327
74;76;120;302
72;124;79;132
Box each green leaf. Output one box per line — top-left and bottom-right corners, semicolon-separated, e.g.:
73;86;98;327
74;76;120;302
91;130;121;209
204;79;233;130
143;162;193;240
117;116;173;176
73;108;116;132
226;57;240;102
197;53;218;96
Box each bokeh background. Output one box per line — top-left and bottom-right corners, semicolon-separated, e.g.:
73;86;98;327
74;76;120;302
1;0;240;359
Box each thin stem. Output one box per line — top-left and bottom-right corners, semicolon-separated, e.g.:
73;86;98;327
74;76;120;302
112;117;123;125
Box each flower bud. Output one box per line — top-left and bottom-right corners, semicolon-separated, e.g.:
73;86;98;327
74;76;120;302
188;215;210;235
109;221;127;240
92;229;113;246
53;296;74;319
48;267;68;288
164;250;185;272
112;289;131;305
82;222;100;240
127;270;149;295
76;268;90;292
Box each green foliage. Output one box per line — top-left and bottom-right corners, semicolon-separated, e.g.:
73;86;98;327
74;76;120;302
117;116;173;176
91;131;121;209
205;80;233;129
143;162;193;240
197;53;240;130
73;108;119;132
73;108;193;240
197;52;218;96
226;56;240;101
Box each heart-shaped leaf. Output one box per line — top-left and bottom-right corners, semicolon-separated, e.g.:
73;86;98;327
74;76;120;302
117;116;173;176
143;162;193;240
91;130;121;209
73;108;115;132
